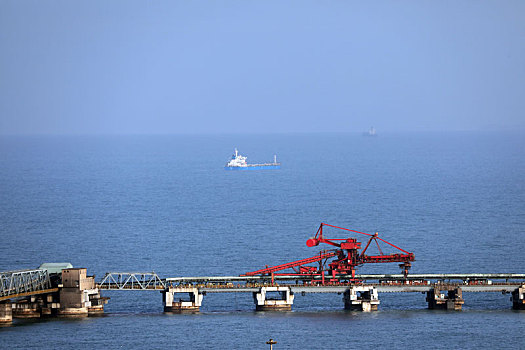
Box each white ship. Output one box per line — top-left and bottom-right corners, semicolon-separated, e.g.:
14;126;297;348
225;149;281;170
364;127;377;136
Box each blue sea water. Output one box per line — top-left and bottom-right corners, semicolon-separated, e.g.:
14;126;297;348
0;132;524;349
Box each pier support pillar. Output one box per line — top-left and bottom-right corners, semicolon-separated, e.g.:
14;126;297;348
253;286;294;311
58;289;101;317
511;285;525;310
58;268;107;317
13;296;43;318
12;293;61;319
0;302;12;324
87;291;108;316
40;292;61;317
427;286;464;310
163;287;203;312
343;286;379;312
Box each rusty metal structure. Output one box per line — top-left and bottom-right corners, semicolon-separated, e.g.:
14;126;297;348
242;223;415;284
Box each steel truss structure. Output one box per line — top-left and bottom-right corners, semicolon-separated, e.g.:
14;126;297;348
98;272;166;290
0;269;52;298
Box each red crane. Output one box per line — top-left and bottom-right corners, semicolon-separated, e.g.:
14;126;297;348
242;223;415;285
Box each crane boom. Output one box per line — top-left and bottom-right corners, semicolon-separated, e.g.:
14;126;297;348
242;251;337;276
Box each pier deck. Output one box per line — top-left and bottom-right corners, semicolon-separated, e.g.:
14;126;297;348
161;273;524;293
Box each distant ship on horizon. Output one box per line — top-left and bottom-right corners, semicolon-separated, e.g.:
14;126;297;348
364;127;377;136
224;148;281;170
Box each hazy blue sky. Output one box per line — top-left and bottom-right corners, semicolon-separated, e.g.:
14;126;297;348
1;1;524;134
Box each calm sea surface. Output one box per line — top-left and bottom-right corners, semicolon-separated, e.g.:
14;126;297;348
1;132;524;349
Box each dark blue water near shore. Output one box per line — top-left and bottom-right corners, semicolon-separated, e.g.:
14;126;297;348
1;132;524;349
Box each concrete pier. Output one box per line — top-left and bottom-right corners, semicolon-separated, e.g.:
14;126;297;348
163;287;203;312
58;268;106;317
511;285;525;310
253;286;294;311
88;296;107;315
12;298;41;318
343;286;379;312
8;293;60;320
0;302;12;324
426;286;464;310
4;268;525;321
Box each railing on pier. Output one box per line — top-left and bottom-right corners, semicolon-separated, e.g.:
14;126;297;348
95;272;525;293
98;272;166;290
0;269;52;301
164;273;525;284
162;273;525;293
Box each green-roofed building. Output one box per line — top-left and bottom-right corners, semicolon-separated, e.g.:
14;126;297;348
38;262;73;275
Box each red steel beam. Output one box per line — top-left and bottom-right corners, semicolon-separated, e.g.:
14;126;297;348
242;251;337;276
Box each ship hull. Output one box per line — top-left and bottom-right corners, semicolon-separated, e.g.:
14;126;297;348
224;165;281;170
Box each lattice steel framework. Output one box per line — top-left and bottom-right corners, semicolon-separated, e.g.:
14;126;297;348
0;269;52;298
98;272;166;290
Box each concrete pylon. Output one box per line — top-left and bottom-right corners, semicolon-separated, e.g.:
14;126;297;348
343;286;379;312
253;286;294;311
58;268;107;317
163;287;203;312
0;302;12;324
11;293;62;319
426;286;464;310
511;285;525;310
12;296;42;318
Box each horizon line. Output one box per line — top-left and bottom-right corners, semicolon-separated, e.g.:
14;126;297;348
1;129;524;137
